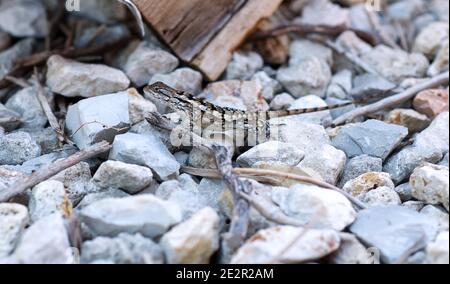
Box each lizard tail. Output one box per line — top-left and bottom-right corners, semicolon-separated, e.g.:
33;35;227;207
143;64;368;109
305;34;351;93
274;101;354;117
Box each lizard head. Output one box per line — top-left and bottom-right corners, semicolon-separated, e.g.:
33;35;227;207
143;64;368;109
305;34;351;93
144;81;177;103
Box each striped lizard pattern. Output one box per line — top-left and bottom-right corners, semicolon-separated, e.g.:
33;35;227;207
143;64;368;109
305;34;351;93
144;82;352;146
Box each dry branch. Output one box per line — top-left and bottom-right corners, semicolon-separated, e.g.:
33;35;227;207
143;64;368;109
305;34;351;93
0;141;112;202
333;72;450;125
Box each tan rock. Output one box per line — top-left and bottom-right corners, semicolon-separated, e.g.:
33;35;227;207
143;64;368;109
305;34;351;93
413;89;449;118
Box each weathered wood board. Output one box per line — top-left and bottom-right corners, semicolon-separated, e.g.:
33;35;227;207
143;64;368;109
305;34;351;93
133;0;283;81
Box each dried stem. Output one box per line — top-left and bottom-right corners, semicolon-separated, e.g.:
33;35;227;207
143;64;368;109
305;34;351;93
333;72;450;125
0;141;112;202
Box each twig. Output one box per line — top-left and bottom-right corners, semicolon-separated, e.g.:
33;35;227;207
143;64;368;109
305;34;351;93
249;23;378;46
0;117;22;126
333;72;450;125
32;70;66;145
183;166;367;210
0;141;112;202
4;76;30;88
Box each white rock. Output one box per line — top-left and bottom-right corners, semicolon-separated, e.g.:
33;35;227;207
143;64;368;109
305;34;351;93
328;233;370;264
81;233;164;264
410;164;449;211
343;172;395;199
29;180;72;223
160;207;220;264
251;71;281;101
150;68;203;95
231;226;340;264
123;42;179;87
46;55;130;98
92;161;153;194
65;91;130;149
79;195;182;238
420;205;449;232
413;22;449;59
270;93;295;111
362;186;402;207
0;203;28;258
272;185;356;231
12;214;72;264
127;88;158;124
237;141;305;168
109;133;180;180
298;144;347;185
288;95;332;125
426;231;449;264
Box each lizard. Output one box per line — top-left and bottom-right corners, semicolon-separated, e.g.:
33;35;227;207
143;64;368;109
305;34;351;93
143;81;353;146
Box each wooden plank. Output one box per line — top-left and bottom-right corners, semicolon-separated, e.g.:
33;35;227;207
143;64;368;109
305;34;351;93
192;0;283;81
133;0;247;61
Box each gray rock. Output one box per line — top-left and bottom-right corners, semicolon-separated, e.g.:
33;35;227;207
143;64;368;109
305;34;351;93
339;155;383;188
150;68;203;95
395;183;413;202
387;0;425;21
27;127;60;155
231;226;340;264
269;93;295;111
65;91;130;150
362;186;402;207
350;74;396;103
123;42;179;87
336;31;372;56
332;119;408;161
328;233;370;264
29;180;72;223
420;205;449;233
410;164;449;211
251;71;281;101
81;233;164;264
225;51;263;80
272;184;356;231
50;162;92;206
12;146;76;175
237;141;305;168
384;112;449;184
0;203;28;258
76;188;130;210
402;201;426;212
426;231;449;264
75;25;131;49
79;195;182;238
289;39;333;67
109;133;180;180
277;57;332;98
361;45;429;83
0;38;33;81
349;205;439;264
92;161;153;194
160;207;220;264
155;174;211;220
0;103;21;131
11;214;72;264
46;55;130;98
5;87;53;129
326;69;353;100
0;131;41;165
288;95;333;125
76;0;128;24
0;30;11;52
0;0;48;38
440;153;449;167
